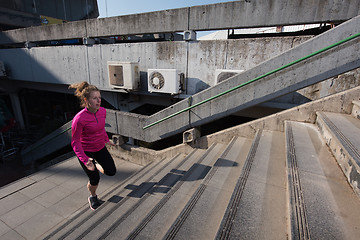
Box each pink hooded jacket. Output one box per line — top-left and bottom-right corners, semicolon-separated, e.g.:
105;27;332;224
71;107;109;164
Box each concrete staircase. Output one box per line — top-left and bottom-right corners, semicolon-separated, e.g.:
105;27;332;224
41;101;360;239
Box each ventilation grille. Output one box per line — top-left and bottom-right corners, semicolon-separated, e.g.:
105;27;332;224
149;71;165;89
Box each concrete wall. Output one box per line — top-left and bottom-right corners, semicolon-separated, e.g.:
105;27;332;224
0;0;98;31
0;36;311;95
0;46;88;84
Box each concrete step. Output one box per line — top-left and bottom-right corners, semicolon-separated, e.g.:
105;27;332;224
285;121;360;239
14;109;360;240
43;152;190;239
158;136;252;240
100;143;227;240
45;143;225;240
216;129;288;240
316;111;360;197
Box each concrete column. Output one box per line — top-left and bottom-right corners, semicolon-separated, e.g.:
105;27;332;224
9;92;25;129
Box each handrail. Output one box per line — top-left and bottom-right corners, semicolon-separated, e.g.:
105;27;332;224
143;32;360;129
21;124;72;154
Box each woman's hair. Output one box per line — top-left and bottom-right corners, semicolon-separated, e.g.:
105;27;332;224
69;81;99;107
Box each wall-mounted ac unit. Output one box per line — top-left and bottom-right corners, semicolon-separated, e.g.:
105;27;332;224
108;61;140;90
214;69;243;85
148;69;184;94
0;61;6;77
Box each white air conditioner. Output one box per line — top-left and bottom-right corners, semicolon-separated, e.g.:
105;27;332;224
107;61;140;90
0;61;6;77
148;69;184;94
214;69;244;85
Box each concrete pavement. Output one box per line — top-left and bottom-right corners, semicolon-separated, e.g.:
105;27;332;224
0;154;143;240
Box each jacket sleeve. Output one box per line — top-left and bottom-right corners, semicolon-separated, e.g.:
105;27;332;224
103;108;110;143
71;116;89;164
104;129;109;143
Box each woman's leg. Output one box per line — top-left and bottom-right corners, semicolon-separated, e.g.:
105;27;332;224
92;147;116;176
78;147;115;210
78;156;100;196
87;182;98;196
78;156;102;210
95;163;105;174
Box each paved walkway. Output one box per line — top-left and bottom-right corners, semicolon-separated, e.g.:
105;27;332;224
0;155;143;240
0;154;27;188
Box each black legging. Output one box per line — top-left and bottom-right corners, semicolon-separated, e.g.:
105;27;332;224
78;146;116;186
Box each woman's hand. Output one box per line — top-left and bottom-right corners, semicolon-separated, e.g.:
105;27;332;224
86;158;95;171
106;140;116;146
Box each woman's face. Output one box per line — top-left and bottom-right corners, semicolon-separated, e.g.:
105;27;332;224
86;90;101;112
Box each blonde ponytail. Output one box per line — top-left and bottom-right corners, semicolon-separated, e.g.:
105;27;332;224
69;81;99;107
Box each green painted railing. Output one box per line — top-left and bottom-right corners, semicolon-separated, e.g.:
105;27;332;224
143;32;360;129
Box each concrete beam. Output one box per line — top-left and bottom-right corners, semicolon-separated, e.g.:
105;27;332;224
0;0;359;44
116;15;360;142
0;20;87;45
85;8;189;37
189;0;360;30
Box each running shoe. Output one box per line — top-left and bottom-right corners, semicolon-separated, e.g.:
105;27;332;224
88;195;101;210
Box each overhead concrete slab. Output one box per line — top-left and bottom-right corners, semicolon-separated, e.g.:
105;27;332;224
0;0;359;44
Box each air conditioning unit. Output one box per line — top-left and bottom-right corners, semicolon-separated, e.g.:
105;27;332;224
0;61;6;77
214;69;244;85
107;61;140;90
148;69;184;94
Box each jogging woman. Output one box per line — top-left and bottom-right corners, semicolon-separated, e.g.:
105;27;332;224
70;81;116;210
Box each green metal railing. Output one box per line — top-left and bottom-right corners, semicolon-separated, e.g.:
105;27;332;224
143;32;360;129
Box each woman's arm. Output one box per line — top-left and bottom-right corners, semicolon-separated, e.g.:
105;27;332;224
103;108;112;145
71;117;90;164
